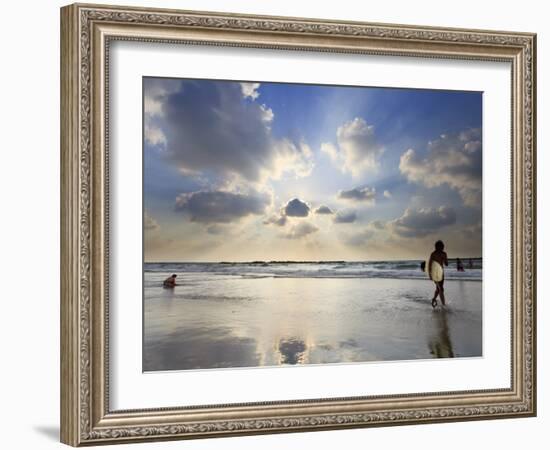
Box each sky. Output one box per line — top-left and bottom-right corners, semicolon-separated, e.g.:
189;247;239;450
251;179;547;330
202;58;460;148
143;77;482;262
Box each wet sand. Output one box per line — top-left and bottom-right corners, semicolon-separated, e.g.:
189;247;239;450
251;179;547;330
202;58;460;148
143;274;482;371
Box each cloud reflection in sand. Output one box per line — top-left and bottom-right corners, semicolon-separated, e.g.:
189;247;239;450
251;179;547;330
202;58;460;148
144;273;481;372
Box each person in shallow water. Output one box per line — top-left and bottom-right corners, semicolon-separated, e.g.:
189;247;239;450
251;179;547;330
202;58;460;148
163;274;177;288
428;240;449;308
456;258;465;272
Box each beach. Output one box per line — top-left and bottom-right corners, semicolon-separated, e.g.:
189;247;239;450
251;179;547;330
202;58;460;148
143;261;482;371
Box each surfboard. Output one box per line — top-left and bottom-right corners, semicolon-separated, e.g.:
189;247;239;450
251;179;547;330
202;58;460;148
425;259;444;282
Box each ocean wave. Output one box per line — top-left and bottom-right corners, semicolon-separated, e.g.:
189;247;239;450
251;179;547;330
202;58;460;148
144;260;482;281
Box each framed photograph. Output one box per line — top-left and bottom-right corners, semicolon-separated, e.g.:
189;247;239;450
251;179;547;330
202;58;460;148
60;3;536;446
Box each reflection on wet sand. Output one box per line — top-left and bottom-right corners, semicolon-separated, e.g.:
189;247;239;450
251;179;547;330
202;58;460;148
144;326;260;371
428;309;455;358
278;338;307;365
143;275;482;371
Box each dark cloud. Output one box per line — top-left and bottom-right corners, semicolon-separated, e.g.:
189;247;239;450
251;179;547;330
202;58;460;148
314;205;334;215
175;190;269;223
284;222;319;239
265;199;313;227
145;79;312;182
283;198;310;217
334;210;357;224
392;206;457;238
338;186;376;203
399;129;482;207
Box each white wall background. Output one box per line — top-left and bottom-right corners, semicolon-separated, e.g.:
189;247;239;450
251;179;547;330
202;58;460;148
0;0;546;449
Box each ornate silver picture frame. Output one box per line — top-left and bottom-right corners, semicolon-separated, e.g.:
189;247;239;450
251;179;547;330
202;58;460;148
61;3;536;446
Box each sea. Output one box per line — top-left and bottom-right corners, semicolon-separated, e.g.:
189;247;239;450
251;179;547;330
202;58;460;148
144;258;482;281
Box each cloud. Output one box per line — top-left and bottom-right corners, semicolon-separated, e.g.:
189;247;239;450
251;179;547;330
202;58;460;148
144;235;174;253
383;190;392;198
263;214;287;227
264;198;313;227
143;78;184;148
340;218;389;247
370;220;385;230
399;128;482;207
284;222;319;239
334;210;358;224
144;123;167;147
462;221;482;240
391;206;457;238
143;79;312;183
283;198;310;217
343;229;375;247
320;142;339;161
143;78;182;118
240;82;260;100
260;104;275;123
206;224;228;235
175;190;270;223
338;186;376;204
321;118;384;177
270;140;314;179
144;211;160;231
314;205;334;215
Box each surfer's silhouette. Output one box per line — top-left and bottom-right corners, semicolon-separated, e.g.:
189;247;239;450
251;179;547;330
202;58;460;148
428;240;449;308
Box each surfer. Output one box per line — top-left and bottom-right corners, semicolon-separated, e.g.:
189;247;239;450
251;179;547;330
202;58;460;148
163;274;177;288
457;258;465;272
428;240;449;308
